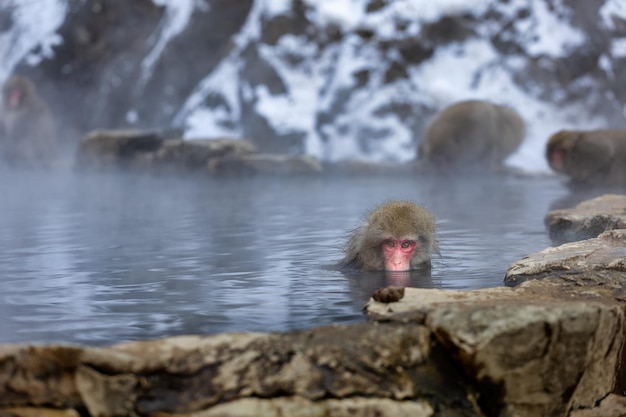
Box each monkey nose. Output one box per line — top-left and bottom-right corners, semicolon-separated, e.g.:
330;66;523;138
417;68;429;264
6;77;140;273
385;252;410;271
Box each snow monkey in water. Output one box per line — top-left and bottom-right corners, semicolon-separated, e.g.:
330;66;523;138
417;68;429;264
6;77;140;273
339;201;437;271
417;99;525;172
0;75;56;168
546;129;626;187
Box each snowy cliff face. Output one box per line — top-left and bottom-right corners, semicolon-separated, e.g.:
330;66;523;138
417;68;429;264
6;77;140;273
3;0;626;171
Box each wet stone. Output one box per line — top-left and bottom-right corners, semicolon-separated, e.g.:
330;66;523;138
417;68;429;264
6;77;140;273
504;228;626;286
545;194;626;244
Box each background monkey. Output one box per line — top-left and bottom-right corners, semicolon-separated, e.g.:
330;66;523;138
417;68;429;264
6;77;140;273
418;99;525;172
0;75;56;168
546;129;626;187
340;201;437;271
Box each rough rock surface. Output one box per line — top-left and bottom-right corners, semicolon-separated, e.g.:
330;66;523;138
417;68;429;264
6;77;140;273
569;394;626;417
0;324;482;417
545;194;626;244
74;129;167;171
504;228;626;286
365;275;626;417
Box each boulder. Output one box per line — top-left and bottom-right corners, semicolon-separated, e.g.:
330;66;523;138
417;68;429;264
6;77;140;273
569;395;626;417
188;397;435;417
545;194;626;244
74;129;171;171
365;274;625;417
504;228;626;286
0;324;483;417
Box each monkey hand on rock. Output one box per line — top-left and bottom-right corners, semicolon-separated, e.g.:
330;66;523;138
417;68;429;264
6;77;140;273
371;286;405;303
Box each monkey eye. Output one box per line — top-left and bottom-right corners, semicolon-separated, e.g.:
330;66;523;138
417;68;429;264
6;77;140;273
401;240;415;249
384;240;395;248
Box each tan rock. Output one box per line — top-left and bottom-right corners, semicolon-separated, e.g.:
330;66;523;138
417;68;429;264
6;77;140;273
545;194;626;244
75;129;165;171
0;408;80;417
365;273;625;417
428;302;623;416
0;345;82;407
161;397;435;417
0;325;482;417
504;228;626;286
569;394;626;417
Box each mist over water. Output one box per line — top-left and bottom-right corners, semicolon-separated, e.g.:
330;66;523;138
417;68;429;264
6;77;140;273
0;170;566;345
0;0;616;346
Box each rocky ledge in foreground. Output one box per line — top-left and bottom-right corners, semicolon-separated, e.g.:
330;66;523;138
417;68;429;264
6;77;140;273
365;229;626;417
545;194;626;244
0;323;479;417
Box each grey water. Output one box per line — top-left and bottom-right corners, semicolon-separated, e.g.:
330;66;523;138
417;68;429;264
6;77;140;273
0;170;570;346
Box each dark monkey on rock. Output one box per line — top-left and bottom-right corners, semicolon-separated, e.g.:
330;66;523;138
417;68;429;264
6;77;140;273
418;99;525;172
546;129;626;187
340;201;437;271
0;75;56;168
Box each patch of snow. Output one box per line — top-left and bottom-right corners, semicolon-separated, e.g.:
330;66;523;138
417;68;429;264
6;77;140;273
264;0;292;16
0;0;66;82
139;0;200;88
610;37;626;58
175;0;605;172
177;56;242;139
514;0;585;57
600;0;626;30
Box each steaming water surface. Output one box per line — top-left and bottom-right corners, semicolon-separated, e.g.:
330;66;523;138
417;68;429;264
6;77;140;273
0;170;568;345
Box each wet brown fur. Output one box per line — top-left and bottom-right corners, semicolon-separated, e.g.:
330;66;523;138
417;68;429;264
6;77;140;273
340;201;437;271
546;129;626;186
418;99;525;171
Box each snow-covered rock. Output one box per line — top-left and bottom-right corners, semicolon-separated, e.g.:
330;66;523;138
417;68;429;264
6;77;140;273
3;0;626;172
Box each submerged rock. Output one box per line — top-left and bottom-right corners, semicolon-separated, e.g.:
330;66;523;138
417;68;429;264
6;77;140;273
545;194;626;244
